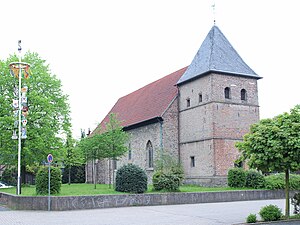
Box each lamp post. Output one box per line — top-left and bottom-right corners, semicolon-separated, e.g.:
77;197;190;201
9;40;30;195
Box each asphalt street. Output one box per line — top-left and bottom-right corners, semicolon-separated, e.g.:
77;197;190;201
0;199;296;225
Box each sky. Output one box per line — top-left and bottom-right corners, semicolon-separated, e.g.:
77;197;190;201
0;0;299;139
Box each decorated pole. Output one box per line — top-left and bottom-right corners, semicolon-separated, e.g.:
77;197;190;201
9;40;31;195
17;41;22;195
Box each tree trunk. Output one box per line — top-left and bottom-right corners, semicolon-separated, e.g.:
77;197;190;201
68;166;71;185
285;169;290;218
93;159;97;189
108;159;111;189
85;164;88;183
21;164;26;184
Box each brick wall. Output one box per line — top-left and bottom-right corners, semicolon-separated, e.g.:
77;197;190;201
178;72;260;185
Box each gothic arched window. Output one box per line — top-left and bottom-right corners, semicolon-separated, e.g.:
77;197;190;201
146;141;153;168
224;87;231;99
241;89;247;101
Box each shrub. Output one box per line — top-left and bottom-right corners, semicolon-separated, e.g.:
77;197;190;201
227;168;246;187
259;204;282;221
1;167;17;186
36;166;62;195
245;170;265;189
152;153;184;191
115;164;147;193
291;192;300;214
153;172;181;191
246;213;257;223
265;173;300;190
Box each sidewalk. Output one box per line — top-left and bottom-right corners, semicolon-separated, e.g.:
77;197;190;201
0;199;297;225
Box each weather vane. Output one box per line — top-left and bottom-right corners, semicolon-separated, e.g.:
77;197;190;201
211;1;216;25
18;40;22;53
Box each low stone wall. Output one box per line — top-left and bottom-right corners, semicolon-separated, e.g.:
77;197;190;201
0;190;295;211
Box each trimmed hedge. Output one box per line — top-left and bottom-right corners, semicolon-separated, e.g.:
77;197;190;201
265;173;300;190
115;164;147;194
227;168;246;187
245;170;265;189
36;166;62;195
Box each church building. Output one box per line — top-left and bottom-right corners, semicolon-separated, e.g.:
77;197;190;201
88;25;261;186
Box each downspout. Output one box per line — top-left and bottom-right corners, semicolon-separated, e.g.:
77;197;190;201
177;86;181;163
159;120;163;156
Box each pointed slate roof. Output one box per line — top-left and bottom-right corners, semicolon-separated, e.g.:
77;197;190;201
93;67;187;134
177;26;261;85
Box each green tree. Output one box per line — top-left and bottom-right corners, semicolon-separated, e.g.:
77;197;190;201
63;135;84;185
236;105;300;217
0;52;72;182
77;113;128;189
77;131;107;189
102;113;129;188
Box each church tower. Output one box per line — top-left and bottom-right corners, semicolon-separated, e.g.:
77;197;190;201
177;26;261;186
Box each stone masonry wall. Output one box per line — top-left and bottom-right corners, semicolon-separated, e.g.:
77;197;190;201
178;73;260;185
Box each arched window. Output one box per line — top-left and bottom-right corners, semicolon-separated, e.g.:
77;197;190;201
146;141;153;168
241;89;247;101
224;87;231;99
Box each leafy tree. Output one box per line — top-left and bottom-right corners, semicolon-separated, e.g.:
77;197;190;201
236;105;300;217
77;113;128;188
103;113;129;188
77;133;103;188
63;135;84;185
0;52;72;183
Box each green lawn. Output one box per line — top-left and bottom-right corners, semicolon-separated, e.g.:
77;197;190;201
0;183;256;196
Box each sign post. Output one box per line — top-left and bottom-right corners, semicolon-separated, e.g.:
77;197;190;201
47;154;53;211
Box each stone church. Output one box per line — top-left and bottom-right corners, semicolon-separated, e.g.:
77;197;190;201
87;25;261;186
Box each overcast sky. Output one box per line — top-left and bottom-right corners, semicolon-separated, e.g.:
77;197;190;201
1;0;299;139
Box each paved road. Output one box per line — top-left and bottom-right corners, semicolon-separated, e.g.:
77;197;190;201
0;199;296;225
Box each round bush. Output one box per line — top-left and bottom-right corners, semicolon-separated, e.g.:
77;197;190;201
246;213;257;223
227;168;246;187
153;172;181;191
36;166;62;195
259;204;282;221
115;164;147;193
245;170;265;189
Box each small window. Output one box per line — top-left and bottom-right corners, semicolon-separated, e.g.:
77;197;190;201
186;98;190;107
146;141;153;168
241;89;247;101
199;93;203;103
224;87;231;99
190;156;195;167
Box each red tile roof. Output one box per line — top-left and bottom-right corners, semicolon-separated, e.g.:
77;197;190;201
94;67;187;133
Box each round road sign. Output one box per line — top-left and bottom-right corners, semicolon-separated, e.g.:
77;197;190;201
47;154;53;163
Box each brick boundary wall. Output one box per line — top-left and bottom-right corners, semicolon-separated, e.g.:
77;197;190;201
0;190;296;211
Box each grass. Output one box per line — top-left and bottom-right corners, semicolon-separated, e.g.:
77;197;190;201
0;183;258;196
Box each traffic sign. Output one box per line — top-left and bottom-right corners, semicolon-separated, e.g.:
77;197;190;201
47;154;53;163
